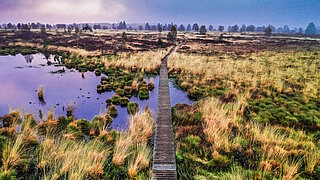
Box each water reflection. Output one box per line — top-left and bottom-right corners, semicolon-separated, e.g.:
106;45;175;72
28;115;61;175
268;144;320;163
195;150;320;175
24;54;33;63
0;54;194;130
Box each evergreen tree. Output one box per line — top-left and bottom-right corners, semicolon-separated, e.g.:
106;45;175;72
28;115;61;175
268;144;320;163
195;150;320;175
192;23;199;31
167;25;177;41
200;25;207;35
186;24;192;31
208;25;213;31
145;23;151;31
265;26;272;36
218;26;224;32
305;22;317;35
240;24;246;33
157;23;162;33
178;24;185;31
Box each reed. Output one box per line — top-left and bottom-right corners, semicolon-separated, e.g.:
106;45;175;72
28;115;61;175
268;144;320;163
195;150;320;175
38;85;44;100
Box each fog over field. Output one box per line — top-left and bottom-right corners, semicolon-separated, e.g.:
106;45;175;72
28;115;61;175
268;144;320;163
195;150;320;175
0;0;320;27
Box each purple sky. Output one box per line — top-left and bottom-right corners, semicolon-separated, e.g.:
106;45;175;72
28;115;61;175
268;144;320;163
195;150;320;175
0;0;319;28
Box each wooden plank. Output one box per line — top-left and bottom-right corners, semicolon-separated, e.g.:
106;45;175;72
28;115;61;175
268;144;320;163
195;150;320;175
152;47;177;180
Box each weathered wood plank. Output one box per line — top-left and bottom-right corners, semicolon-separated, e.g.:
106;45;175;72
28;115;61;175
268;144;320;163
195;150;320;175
152;47;177;180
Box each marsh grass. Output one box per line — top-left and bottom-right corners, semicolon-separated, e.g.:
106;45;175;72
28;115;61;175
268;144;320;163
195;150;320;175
38;86;44;100
174;93;320;179
38;139;110;179
101;50;167;74
168;51;320;98
128;143;151;178
112;108;154;177
66;103;76;117
0;107;155;179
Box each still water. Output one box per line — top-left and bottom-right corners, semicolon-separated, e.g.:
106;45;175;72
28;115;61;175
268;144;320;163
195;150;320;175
0;54;194;129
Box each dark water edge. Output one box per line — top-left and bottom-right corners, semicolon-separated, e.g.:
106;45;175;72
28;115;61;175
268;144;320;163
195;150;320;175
0;54;194;130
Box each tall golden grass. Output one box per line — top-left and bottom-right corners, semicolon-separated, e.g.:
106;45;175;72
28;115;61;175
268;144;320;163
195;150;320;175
168;51;320;98
101;50;168;73
112;108;154;177
199;96;320;179
9;42;101;57
38;139;110;179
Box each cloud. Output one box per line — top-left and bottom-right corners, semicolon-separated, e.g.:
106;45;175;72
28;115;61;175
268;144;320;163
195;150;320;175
0;0;127;23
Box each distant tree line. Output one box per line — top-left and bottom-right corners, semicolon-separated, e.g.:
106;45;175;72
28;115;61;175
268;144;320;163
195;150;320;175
1;21;319;35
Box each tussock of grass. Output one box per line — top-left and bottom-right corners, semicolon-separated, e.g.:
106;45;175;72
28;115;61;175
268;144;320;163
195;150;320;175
112;108;153;177
38;85;44;100
102;50;167;73
128;143;151;178
38;139;110;179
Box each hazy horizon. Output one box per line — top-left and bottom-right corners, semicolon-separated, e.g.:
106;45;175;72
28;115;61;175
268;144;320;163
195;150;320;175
0;0;319;28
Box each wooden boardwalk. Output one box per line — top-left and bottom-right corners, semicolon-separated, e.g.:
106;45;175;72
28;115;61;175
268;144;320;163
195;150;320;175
152;47;177;179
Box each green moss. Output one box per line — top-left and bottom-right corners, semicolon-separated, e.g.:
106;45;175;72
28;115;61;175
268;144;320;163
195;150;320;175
106;98;112;105
103;84;113;91
186;135;201;147
138;81;148;90
248;90;320;131
0;170;17;180
207;154;230;170
101;76;108;83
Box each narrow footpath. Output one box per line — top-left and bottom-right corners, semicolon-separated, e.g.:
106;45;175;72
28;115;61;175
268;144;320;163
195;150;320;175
152;46;177;180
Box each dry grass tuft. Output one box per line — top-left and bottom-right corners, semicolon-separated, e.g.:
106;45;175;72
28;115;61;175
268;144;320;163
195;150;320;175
38;85;44;100
128;143;152;178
